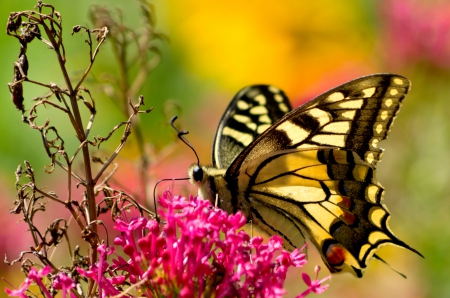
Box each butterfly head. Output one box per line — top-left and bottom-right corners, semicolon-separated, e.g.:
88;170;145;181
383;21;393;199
190;164;204;184
188;163;213;204
188;163;229;210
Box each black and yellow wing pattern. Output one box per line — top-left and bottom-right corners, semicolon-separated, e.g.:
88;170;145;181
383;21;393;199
189;74;421;277
213;85;292;168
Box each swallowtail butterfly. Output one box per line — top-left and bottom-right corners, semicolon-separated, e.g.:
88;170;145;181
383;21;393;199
188;74;421;277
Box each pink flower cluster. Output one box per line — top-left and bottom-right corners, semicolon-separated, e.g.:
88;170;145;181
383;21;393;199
5;193;330;298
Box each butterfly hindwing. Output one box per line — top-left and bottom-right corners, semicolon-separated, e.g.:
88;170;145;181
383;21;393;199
238;148;415;276
213;85;292;168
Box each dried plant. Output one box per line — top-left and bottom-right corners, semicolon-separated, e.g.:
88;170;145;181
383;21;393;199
5;1;159;296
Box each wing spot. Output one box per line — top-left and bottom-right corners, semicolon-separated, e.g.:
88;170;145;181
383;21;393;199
222;126;253;146
366;185;379;203
306;108;332;126
274;94;284;102
365;152;375;164
269;86;280;93
279;103;289;112
247;122;257;131
369;207;386;228
254;94;267;105
325;92;345;103
362;87;376;98
325;243;347;266
371;138;379;148
311;134;346;147
257;123;271;134
368;231;391;244
237;100;250;110
259;115;272;124
321;121;351;134
384;98;393;107
393;77;404;85
335;99;364;109
340;110;356;120
380;110;388;120
389;88;399;96
277;120;309;144
375;124;383;134
250;105;268;115
233;114;252;124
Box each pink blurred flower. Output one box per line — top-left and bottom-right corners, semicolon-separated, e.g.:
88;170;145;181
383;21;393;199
297;266;331;298
380;0;450;69
52;272;77;298
5;266;52;298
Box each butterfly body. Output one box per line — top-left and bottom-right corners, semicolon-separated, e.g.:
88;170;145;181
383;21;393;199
188;74;421;277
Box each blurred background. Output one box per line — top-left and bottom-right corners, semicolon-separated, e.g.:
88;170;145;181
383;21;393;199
0;0;449;297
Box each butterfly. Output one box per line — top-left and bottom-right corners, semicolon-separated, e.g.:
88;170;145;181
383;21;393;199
188;74;422;277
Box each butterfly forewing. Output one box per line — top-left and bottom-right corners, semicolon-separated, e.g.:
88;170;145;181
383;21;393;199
227;74;410;176
213;85;292;168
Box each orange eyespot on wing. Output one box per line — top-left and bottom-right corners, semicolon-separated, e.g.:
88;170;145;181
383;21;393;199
325;243;346;268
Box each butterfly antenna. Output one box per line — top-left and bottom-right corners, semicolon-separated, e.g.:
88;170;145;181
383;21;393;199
153;177;190;221
171;116;200;165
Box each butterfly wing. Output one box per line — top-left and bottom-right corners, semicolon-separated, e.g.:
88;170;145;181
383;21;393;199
220;74;420;276
227;74;409;176
212;85;292;168
237;148;420;276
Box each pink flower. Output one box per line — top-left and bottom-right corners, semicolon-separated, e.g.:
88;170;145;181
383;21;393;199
380;0;450;69
77;266;122;298
5;266;52;298
297;266;331;298
4;280;31;298
52;272;76;298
